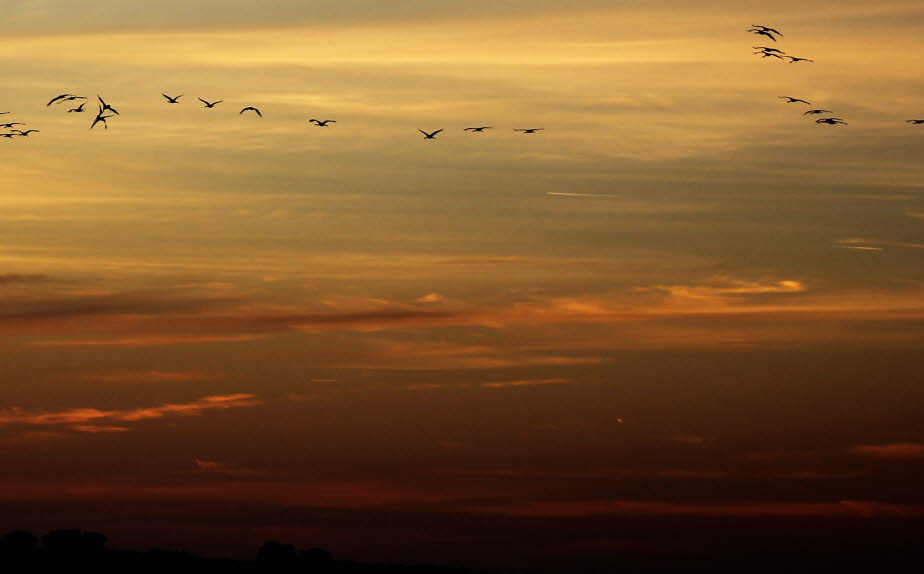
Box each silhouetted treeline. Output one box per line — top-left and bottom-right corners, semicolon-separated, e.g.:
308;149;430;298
5;527;924;574
0;530;500;574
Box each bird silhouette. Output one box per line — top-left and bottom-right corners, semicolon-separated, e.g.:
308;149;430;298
760;52;785;59
98;95;119;115
162;93;183;103
464;127;492;132
0;122;24;129
515;128;545;133
13;129;39;136
748;29;778;42
753;46;784;53
47;94;77;106
90;106;114;130
816;118;847;125
198;98;222;108
787;56;814;63
905;120;924;125
750;25;783;36
240;107;262;117
779;96;811;104
309;119;336;126
418;129;443;139
68;103;87;113
804;109;833;115
0;133;18;139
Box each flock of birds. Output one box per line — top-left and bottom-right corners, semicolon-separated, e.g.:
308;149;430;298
2;26;923;141
749;25;815;63
0;93;545;141
748;24;921;128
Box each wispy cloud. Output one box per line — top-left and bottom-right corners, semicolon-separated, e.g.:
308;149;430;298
660;434;707;445
83;370;225;383
465;499;924;518
654;278;806;303
32;334;265;348
0;394;261;433
481;378;572;389
850;442;924;459
71;425;131;434
4;274;924;358
546;192;619;198
836;237;924;250
0;273;51;285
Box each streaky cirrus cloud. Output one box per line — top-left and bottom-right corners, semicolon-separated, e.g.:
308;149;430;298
480;378;573;389
464;499;924;518
0;273;52;285
83;370;226;383
4;276;924;357
836;237;924;250
849;442;924;459
0;394;262;432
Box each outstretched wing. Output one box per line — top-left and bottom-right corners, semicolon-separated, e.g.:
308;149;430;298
47;94;70;106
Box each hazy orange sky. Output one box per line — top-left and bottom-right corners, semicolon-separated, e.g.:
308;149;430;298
2;1;924;570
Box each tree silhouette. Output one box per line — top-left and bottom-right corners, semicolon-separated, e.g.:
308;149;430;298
40;530;107;573
256;540;298;573
299;547;334;573
1;530;39;572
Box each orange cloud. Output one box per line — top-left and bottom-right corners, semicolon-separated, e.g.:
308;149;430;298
192;459;234;472
0;393;261;430
84;370;224;383
32;334;265;348
465;499;924;518
481;378;572;389
849;442;924;459
0;273;51;285
70;425;131;433
660;434;707;445
4;275;924;358
836;238;924;250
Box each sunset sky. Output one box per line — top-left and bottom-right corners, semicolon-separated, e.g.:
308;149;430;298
2;1;924;571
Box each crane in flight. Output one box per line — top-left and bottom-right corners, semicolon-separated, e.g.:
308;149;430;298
98;95;119;115
418;129;443;139
47;94;76;106
90;105;115;130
